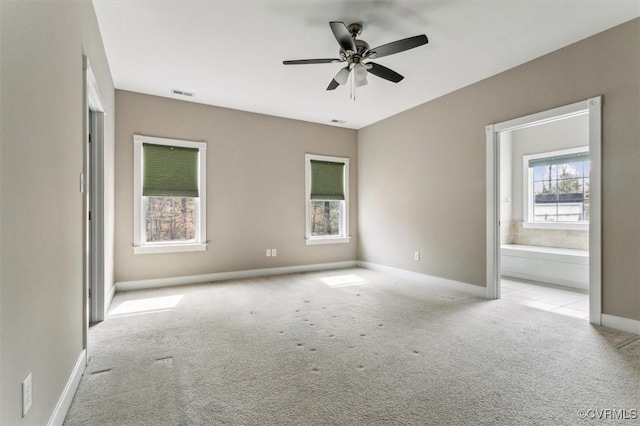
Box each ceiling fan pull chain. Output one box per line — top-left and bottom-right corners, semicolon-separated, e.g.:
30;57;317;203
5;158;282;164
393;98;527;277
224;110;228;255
350;71;355;101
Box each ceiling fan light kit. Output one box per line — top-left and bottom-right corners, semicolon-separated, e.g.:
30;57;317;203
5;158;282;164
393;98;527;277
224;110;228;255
283;21;428;100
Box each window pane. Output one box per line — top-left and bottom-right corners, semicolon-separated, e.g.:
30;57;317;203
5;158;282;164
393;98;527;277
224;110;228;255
145;196;196;242
311;200;341;236
530;158;589;223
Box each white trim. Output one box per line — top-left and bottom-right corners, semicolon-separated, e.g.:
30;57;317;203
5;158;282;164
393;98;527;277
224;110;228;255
47;350;86;426
357;261;488;298
115;261;357;291
521;222;588;231
83;56;108;336
587;97;602;325
305;236;351;245
305;153;350;245
486;124;500;299
494;102;588;133
83;57;105;114
601;314;640;336
133;243;207;254
133;135;207;254
105;284;117;314
486;97;602;324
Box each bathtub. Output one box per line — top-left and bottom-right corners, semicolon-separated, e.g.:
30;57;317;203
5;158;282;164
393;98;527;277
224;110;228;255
500;244;589;290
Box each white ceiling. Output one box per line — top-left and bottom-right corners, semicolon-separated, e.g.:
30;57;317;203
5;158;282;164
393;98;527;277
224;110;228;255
92;1;639;129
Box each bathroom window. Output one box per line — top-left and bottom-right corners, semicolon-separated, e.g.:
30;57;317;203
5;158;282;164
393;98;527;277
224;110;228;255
523;147;589;230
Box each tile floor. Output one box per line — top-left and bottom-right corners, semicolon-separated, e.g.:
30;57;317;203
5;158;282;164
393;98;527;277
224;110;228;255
500;277;589;320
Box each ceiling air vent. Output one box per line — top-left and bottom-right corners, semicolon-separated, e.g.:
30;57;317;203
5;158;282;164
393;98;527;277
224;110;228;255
330;119;346;124
171;89;194;97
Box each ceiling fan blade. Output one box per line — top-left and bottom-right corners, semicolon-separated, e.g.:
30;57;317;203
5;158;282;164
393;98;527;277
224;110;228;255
327;79;340;91
367;62;404;83
369;34;428;59
283;59;342;65
330;21;356;52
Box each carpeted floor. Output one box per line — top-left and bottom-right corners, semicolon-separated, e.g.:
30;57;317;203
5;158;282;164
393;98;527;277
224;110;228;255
64;268;640;425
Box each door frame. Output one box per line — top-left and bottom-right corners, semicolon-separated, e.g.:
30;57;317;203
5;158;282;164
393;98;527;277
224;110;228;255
83;56;106;350
485;96;602;325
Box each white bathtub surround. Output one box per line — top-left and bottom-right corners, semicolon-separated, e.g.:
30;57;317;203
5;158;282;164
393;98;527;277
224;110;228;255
501;244;589;290
507;220;589;250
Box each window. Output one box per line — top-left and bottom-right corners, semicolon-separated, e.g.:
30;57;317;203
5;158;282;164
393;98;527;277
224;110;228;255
523;147;589;230
133;135;207;254
305;154;350;245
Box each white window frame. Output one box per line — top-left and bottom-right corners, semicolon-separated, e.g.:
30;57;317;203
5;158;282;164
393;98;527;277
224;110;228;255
522;146;589;231
305;154;350;245
133;134;207;254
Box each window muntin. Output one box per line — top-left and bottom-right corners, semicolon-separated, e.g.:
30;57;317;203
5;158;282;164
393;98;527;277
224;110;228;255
305;154;350;244
524;147;589;228
134;135;207;254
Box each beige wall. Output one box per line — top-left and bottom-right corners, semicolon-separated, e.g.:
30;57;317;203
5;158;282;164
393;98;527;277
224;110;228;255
0;1;115;425
358;19;640;321
114;91;357;283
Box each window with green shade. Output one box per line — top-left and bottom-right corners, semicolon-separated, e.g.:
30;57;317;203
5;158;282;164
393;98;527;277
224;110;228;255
305;154;350;245
134;135;208;254
143;144;199;197
310;160;345;200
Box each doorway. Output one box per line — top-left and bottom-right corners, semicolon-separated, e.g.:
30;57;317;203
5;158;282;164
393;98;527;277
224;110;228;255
84;56;106;351
486;97;602;325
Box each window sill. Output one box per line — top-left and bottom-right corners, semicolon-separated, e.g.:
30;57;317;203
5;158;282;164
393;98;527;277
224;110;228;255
522;222;588;231
134;243;207;254
306;236;351;246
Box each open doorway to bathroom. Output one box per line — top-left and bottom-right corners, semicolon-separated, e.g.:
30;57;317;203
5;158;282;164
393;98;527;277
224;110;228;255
499;115;589;320
486;97;602;325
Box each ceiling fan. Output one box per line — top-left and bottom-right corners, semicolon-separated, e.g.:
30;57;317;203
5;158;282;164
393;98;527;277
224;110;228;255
283;21;428;98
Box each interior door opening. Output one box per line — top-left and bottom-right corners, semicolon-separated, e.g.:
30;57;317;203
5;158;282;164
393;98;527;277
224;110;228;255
84;57;106;352
498;116;590;320
486;97;602;325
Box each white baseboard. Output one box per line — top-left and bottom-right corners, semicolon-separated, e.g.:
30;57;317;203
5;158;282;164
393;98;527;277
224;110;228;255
601;314;640;335
48;349;86;426
501;271;588;291
116;261;358;291
105;284;116;312
357;261;487;298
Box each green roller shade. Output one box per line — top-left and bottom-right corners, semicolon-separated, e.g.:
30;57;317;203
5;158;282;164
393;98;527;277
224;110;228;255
529;151;588;168
310;160;345;200
143;143;199;197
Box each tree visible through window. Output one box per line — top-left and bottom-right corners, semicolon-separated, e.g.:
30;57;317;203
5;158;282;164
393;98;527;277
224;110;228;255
305;154;349;244
133;135;207;253
145;196;196;242
310;200;341;236
529;149;589;223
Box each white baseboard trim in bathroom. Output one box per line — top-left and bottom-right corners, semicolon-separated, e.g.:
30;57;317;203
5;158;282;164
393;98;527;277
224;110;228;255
48;349;86;426
601;314;640;335
105;284;117;312
357;261;487;298
116;261;358;292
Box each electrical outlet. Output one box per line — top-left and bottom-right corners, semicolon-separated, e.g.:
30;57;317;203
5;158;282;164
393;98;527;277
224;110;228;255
414;251;420;261
272;248;277;257
23;373;32;417
266;249;271;257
